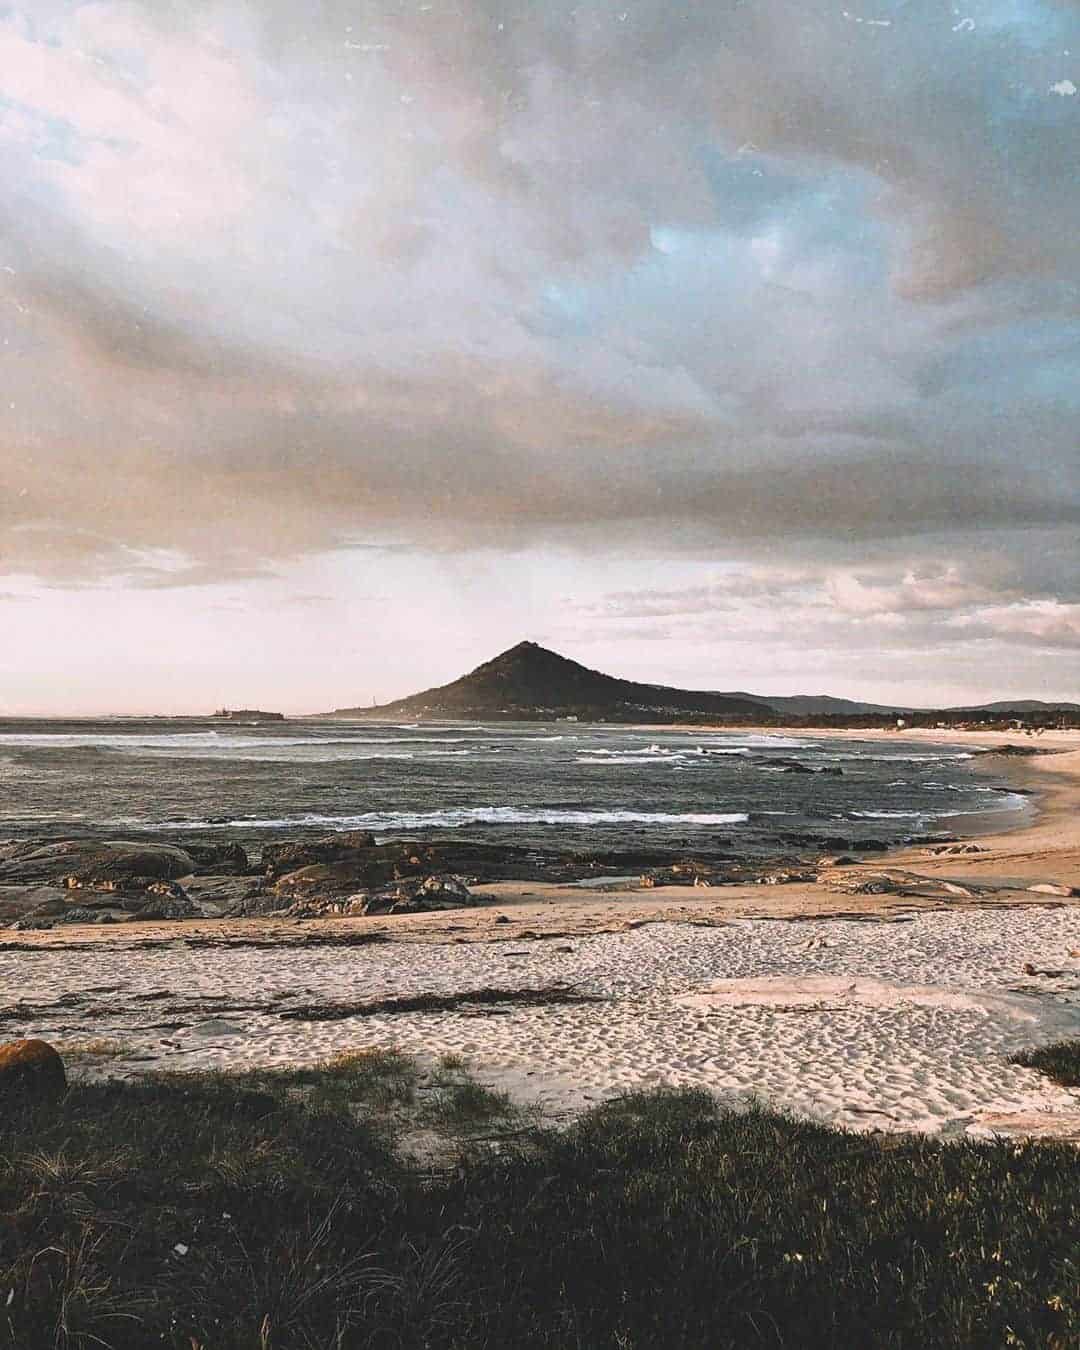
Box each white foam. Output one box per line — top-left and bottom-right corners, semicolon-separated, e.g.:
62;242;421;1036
144;807;752;831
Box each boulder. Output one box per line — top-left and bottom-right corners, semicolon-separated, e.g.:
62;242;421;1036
262;831;377;878
0;1039;66;1107
0;887;67;926
282;894;372;918
181;841;249;874
0;840;194;887
55;906;117;925
361;875;474;916
184;875;267;914
225;892;292;918
272;861;374;898
137;891;200;920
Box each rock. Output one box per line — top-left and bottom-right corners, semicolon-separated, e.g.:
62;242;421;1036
360;874;474;916
419;873;471;900
769;759;842;776
0;1039;66;1107
850;840;889;852
1027;882;1078;898
225;891;292;918
280;892;371;918
272;862;373;898
262;831;377;878
824;873;901;895
57;906;116;925
938;881;978;898
2;889;67;927
184;876;266;913
137;892;199;920
0;885;69;926
0;840;195;888
980;743;1045;758
181;841;249;874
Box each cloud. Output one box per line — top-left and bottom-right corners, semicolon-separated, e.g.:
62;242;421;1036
953;600;1080;649
569;553;1080;664
0;0;1076;610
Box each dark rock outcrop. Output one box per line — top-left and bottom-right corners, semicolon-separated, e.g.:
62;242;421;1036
138;891;200;920
0;840;194;887
181;841;249;874
0;886;67;926
360;874;475;916
262;830;377;879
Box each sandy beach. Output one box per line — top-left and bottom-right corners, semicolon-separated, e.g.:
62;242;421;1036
4;728;1079;1140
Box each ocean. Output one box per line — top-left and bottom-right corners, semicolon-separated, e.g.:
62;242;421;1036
0;719;1031;857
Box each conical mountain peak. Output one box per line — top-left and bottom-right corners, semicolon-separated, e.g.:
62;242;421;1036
324;642;767;720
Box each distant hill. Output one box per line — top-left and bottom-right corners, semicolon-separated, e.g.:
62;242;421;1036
944;700;1080;715
320;640;1078;724
322;641;768;721
719;693;915;717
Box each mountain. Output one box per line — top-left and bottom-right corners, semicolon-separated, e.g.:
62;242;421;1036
322;641;769;721
320;640;1079;723
945;700;1080;714
717;693;915;716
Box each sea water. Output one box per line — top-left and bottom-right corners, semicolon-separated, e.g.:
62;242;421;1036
0;719;1029;857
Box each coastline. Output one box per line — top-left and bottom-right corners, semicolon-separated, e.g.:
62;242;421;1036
3;726;1078;1140
4;726;1077;952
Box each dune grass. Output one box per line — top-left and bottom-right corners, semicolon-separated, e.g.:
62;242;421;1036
1;1053;1077;1348
1010;1038;1080;1087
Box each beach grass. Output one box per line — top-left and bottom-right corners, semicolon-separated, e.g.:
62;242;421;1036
1;1056;1078;1349
1011;1038;1080;1087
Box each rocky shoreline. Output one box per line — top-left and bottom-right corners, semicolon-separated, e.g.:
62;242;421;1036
0;822;967;932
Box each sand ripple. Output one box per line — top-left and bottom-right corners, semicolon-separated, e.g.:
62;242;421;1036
2;908;1079;1135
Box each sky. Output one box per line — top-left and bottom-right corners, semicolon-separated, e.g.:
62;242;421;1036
1;0;1078;714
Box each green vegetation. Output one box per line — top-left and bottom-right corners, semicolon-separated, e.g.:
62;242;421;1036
1011;1038;1080;1087
2;1053;1078;1348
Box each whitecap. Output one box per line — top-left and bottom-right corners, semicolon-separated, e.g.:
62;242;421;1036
148;807;751;831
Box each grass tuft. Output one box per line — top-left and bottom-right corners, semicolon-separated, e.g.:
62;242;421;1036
0;1055;1077;1347
1010;1038;1080;1087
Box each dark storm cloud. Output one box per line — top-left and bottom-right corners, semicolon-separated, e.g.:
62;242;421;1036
0;0;1077;620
